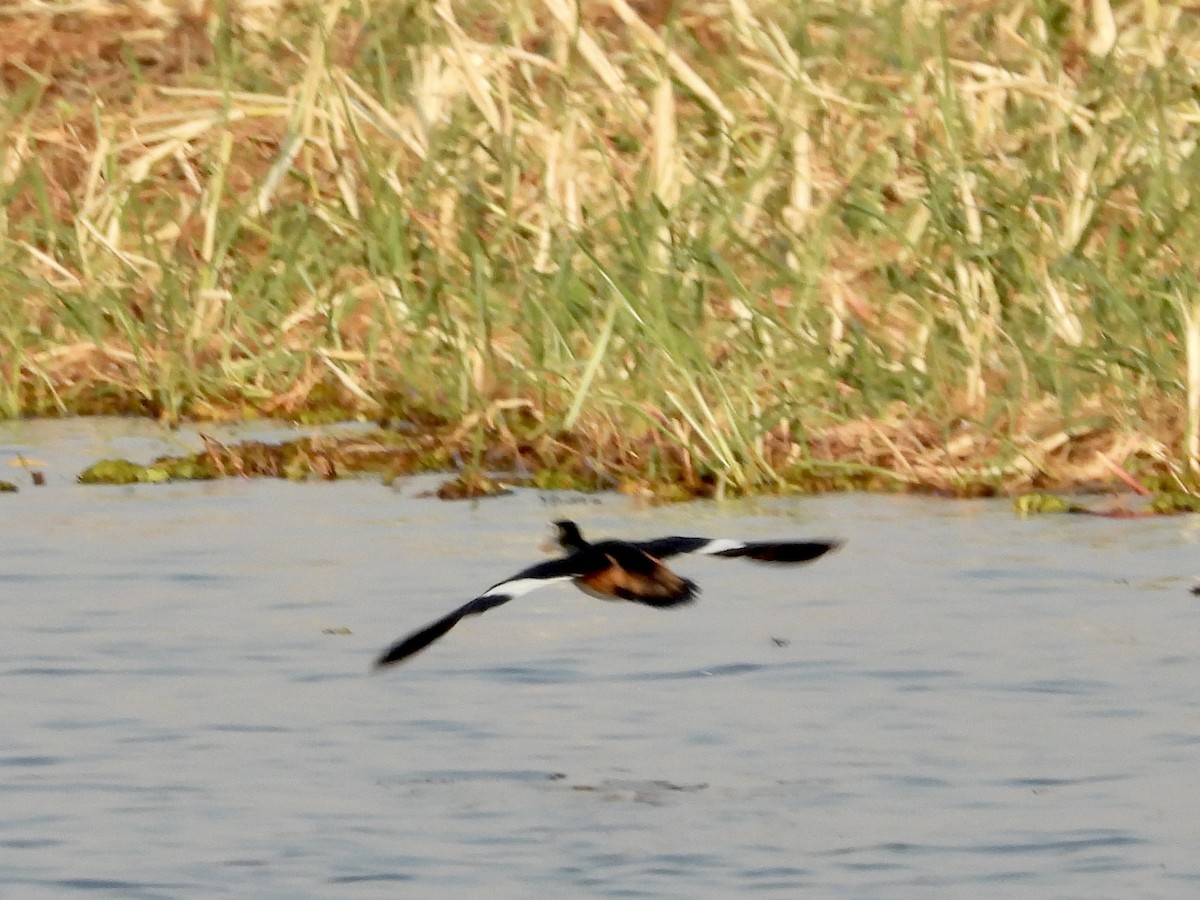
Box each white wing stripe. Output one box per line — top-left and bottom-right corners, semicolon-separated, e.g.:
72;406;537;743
693;539;746;556
481;575;575;599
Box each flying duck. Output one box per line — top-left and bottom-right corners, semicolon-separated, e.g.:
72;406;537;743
373;520;841;668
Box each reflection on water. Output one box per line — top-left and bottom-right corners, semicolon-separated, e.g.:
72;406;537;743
2;419;1200;897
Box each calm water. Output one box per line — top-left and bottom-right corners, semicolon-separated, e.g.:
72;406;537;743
3;419;1199;899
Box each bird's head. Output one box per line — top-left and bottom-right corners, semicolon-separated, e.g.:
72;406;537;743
548;519;587;553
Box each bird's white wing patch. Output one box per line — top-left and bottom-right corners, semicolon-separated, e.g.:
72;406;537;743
481;575;575;599
693;539;746;556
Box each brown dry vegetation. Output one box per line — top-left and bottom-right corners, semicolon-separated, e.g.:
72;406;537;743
2;0;1199;498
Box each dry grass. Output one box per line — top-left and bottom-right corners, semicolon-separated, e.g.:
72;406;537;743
2;0;1199;496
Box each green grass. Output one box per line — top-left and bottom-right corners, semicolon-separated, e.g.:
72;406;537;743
1;0;1198;496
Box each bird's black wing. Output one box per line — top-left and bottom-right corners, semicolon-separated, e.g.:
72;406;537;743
635;536;842;563
373;554;604;669
373;594;511;668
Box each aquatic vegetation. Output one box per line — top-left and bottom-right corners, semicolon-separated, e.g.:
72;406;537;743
1149;492;1200;515
1014;491;1200;517
3;1;1200;498
1013;494;1081;516
78;459;171;486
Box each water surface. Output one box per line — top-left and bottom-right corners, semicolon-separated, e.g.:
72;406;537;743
3;419;1199;898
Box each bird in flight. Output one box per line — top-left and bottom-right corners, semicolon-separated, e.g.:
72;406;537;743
373;520;841;669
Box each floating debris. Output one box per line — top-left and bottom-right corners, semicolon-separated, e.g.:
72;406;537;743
430;471;512;501
8;455;46;486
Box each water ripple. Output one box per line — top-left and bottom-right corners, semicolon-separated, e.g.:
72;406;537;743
328;872;415;884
